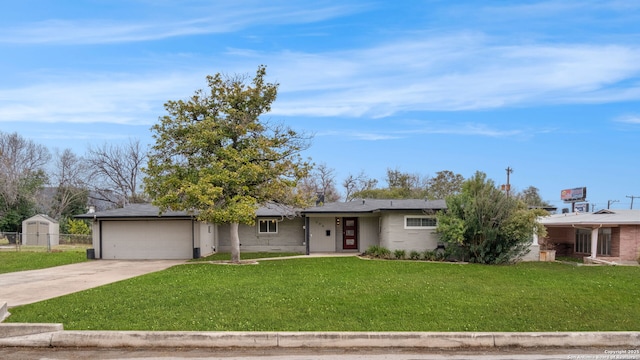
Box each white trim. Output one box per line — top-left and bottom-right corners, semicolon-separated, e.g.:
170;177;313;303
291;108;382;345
404;215;437;229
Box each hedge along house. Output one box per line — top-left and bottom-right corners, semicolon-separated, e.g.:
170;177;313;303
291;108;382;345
301;199;447;254
538;209;640;264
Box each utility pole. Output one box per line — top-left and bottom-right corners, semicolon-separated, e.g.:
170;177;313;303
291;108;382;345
607;200;619;209
627;195;639;209
505;167;513;198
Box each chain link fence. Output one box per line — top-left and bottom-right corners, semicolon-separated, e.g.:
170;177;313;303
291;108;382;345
1;231;91;251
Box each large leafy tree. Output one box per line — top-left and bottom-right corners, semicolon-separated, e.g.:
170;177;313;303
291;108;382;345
145;66;311;263
436;171;547;264
426;170;464;200
351;168;427;199
515;185;551;207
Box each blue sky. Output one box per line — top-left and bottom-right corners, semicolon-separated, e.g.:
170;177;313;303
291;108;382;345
1;1;639;210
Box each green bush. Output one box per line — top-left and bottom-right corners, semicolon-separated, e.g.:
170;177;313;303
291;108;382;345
365;245;391;259
423;250;436;261
409;250;421;260
393;249;406;260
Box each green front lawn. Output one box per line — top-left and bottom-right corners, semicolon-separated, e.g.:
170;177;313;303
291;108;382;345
6;257;640;331
0;249;88;274
191;252;303;261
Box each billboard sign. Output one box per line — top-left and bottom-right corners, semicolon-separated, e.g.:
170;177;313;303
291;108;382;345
574;203;589;212
561;187;587;202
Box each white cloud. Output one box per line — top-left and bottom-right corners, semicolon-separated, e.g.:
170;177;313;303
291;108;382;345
614;114;640;124
0;2;364;44
2;30;640;126
0;73;204;124
268;35;640;117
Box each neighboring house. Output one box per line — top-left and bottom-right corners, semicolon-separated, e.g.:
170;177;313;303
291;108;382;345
539;209;640;264
76;199;448;260
21;214;59;247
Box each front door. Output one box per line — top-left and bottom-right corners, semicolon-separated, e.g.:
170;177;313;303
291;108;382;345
343;217;358;250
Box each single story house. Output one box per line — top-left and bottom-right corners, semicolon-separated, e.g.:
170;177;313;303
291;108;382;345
21;214;59;247
539;209;640;264
76;199;448;260
302;199;446;254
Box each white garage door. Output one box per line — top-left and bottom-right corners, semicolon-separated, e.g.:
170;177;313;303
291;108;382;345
102;220;192;260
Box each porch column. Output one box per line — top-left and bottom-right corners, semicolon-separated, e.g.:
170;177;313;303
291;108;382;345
590;227;599;259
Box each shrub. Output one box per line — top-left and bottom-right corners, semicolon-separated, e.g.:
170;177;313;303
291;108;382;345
393;249;406;260
409;250;421;260
365;245;391;259
423;250;436;261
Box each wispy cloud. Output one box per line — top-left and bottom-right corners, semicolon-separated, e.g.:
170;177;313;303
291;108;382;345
0;2;364;44
2;32;640;125
614;114;640;124
270;35;640;117
0;72;204;124
317;122;525;141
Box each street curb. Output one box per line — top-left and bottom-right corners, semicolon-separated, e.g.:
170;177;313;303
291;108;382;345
0;302;7;322
0;329;639;349
0;323;63;339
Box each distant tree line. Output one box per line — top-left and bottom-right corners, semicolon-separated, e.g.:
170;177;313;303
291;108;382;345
0;127;551;236
0;131;148;234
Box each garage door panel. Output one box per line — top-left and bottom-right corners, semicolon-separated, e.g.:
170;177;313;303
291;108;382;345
102;220;192;260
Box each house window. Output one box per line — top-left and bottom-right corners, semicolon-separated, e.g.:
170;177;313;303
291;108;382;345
258;219;278;234
575;228;611;255
404;216;437;229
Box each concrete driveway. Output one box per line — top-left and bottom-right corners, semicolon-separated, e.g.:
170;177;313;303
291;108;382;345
0;260;184;308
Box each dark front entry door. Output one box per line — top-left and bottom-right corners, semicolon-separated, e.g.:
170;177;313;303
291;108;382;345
343;217;358;250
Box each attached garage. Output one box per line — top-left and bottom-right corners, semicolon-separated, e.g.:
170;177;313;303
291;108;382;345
100;219;192;260
76;203;215;260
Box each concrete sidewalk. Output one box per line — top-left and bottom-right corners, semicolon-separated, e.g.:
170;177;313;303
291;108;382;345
0;260;183;308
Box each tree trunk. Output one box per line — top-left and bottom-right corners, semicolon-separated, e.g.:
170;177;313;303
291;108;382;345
230;222;241;263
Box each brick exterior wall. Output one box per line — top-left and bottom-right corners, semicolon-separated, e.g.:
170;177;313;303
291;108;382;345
543;225;639;263
543;227;575;257
619;225;640;262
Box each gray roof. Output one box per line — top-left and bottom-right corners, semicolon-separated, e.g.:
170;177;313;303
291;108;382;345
76;202;299;219
539;209;640;226
75;203;193;219
76;199;446;219
302;198;446;214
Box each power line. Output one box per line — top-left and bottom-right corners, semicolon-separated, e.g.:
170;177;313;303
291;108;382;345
626;195;640;209
505;166;513;198
607;200;619;209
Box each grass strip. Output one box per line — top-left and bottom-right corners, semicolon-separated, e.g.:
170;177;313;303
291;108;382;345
190;252;303;262
0;250;87;274
6;258;640;331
